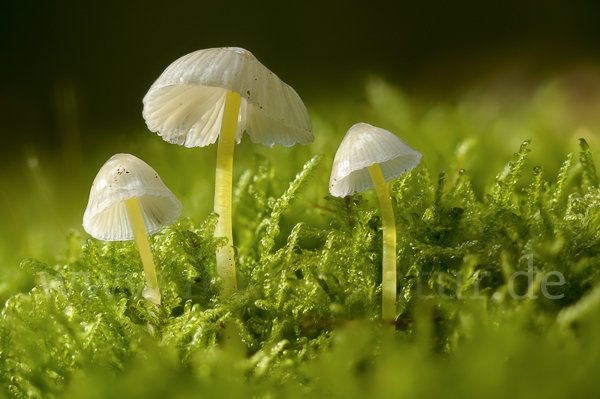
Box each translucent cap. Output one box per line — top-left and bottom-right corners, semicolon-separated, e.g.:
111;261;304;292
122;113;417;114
329;123;422;197
143;47;313;148
83;154;182;241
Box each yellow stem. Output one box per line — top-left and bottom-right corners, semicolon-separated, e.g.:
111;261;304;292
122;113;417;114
367;163;396;336
124;197;161;306
215;90;241;299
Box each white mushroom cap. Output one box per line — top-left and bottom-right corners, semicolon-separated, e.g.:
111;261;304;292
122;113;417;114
143;47;313;148
83;153;182;241
329;123;422;197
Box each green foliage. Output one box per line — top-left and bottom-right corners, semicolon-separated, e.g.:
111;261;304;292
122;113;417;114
2;79;600;398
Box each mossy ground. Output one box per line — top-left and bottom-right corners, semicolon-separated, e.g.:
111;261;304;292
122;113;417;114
1;77;600;398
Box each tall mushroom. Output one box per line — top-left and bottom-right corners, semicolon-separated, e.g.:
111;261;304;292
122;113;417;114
83;153;182;306
329;123;421;333
142;47;313;299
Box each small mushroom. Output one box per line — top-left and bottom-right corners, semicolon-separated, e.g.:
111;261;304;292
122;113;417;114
143;47;313;299
83;153;182;306
329;123;421;332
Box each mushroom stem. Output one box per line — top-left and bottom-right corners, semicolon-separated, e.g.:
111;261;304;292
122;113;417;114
214;90;241;299
124;197;161;306
367;163;396;335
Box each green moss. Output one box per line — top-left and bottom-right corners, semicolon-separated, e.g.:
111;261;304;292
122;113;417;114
2;79;600;398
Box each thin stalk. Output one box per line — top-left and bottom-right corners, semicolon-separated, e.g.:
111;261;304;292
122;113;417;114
367;163;396;337
215;90;242;299
124;197;161;306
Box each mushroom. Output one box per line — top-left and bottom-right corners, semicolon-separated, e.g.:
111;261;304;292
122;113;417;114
83;153;182;306
329;123;421;331
142;47;313;299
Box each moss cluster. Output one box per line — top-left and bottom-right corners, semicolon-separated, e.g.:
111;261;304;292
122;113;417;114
2;79;600;398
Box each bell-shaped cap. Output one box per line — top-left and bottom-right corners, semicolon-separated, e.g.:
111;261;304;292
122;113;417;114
143;47;313;148
83;153;182;241
329;123;422;197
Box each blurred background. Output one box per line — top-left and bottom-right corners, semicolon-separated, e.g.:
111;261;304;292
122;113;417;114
2;0;600;298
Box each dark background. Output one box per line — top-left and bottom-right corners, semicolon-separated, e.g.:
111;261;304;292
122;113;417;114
2;0;600;160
